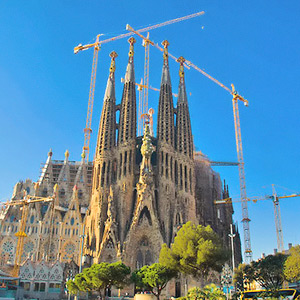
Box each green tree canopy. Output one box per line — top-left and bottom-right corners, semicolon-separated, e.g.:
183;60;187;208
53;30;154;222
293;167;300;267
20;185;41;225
132;263;177;300
159;222;228;278
67;261;131;296
233;263;254;292
284;245;300;283
234;254;287;293
250;253;287;291
180;284;226;300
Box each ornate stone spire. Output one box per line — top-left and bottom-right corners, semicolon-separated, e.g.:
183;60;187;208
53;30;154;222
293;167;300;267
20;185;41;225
118;38;137;144
157;40;175;147
64;150;69;163
124;37;136;83
176;56;193;158
161;40;171;85
177;56;188;104
95;51;117;157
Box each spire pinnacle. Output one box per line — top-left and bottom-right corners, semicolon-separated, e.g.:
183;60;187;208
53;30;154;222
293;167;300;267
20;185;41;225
128;37;136;58
177;56;185;81
160;40;171;86
103;52;117;101
109;51;118;74
124;37;136;83
48;148;53;157
64;150;69;163
162;40;169;64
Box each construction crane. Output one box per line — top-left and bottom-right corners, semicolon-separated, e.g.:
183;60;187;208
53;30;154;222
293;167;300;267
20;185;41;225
194;151;239;167
3;188;55;277
74;11;204;161
215;187;300;253
126;28;252;262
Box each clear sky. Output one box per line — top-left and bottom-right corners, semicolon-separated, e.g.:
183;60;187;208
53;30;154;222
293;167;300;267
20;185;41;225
0;1;299;261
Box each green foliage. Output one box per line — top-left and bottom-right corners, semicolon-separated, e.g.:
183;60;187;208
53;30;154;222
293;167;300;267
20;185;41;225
66;261;131;296
250;253;287;290
233;263;253;292
284;245;300;283
159;222;229;278
234;254;287;292
181;284;226;300
132;263;177;300
66;279;80;295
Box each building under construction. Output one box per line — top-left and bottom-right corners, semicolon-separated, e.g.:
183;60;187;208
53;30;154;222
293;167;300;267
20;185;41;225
0;37;242;296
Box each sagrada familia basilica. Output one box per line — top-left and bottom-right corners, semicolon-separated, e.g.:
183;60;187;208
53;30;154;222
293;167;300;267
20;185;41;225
0;37;242;296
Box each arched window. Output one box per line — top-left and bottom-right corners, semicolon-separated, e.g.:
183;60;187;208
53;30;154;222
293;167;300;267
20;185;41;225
136;250;143;269
101;162;106;187
175;213;181;225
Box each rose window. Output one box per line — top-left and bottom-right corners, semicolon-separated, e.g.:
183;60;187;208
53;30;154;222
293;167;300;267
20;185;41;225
24;241;34;253
65;243;75;255
2;240;14;253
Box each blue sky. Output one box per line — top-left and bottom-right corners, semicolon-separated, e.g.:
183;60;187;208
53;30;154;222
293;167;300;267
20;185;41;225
0;1;299;261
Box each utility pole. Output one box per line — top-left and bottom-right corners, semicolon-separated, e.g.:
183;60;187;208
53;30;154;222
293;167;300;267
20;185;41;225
229;224;236;273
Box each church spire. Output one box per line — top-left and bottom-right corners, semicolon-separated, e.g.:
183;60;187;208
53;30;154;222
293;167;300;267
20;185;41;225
157;40;175;147
118;37;137;144
176;56;193;158
95;51;117;157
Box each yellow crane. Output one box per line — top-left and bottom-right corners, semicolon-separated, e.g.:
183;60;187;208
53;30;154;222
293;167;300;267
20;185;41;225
74;11;204;161
3;186;56;277
126;27;252;262
194;151;239;167
215;186;300;253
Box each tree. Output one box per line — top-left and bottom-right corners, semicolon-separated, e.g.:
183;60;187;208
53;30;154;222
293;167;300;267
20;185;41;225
159;222;229;278
234;254;287;293
233;263;254;292
132;263;177;300
66;261;131;297
183;284;226;300
66;279;80;295
250;254;287;291
284;245;300;283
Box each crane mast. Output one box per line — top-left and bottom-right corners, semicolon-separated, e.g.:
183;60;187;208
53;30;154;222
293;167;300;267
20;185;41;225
272;184;284;252
215;188;300;255
141;33;150;136
232;84;252;262
5;193;54;277
82;35;100;162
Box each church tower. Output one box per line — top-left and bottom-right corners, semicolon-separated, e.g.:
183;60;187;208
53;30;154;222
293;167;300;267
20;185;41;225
116;38;137;242
174;57;196;227
85;51;118;260
156;41;176;245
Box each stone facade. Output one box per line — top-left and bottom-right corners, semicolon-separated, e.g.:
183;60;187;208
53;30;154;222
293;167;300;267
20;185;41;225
0;38;241;296
83;39;242;279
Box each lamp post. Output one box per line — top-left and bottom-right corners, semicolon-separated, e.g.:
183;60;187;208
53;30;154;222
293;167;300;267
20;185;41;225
228;224;236;273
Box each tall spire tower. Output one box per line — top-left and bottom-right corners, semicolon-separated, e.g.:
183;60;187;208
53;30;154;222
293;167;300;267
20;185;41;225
156;41;176;245
85;51;118;260
175;56;196;224
176;56;193;158
157;40;175;147
116;38;137;242
118;37;137;145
